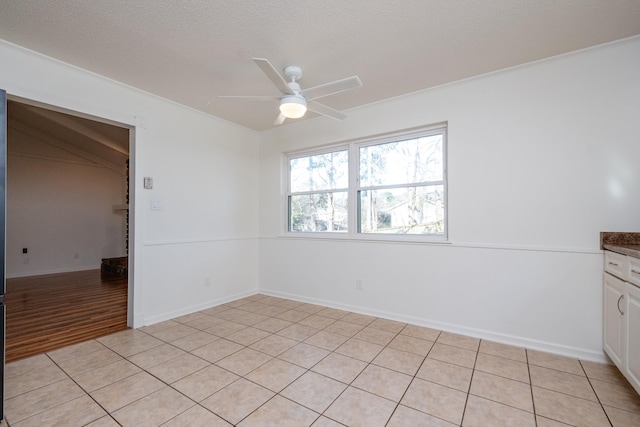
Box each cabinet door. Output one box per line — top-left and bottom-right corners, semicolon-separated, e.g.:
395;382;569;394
626;283;640;395
604;273;626;368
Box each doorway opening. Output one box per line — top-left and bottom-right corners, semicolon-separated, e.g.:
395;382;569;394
5;99;132;362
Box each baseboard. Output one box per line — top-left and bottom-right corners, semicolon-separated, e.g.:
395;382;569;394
6;265;102;279
259;288;608;363
141;288;260;326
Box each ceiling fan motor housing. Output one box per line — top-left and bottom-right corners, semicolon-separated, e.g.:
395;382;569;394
283;65;303;81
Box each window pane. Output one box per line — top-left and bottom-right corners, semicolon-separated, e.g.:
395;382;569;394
290;150;348;192
290;192;348;232
359;185;444;234
359;135;443;187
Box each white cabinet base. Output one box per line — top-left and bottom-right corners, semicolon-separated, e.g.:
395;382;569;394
603;250;640;396
604;272;626;368
626;283;640;392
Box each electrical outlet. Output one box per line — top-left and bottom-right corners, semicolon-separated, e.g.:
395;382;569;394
356;279;363;291
204;277;211;288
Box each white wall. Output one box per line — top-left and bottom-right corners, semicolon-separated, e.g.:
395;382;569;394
7;126;126;277
258;37;640;361
1;40;261;327
2;35;638;361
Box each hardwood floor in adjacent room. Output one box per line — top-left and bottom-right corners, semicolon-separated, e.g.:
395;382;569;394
5;269;128;362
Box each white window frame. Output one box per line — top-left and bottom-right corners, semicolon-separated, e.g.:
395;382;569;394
285;145;350;234
284;123;448;242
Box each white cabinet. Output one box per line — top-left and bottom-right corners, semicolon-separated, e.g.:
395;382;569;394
603;250;640;395
604;272;626;367
627;283;640;389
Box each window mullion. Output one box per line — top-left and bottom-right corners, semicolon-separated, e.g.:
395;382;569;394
358;180;445;192
348;143;358;236
289;188;348;197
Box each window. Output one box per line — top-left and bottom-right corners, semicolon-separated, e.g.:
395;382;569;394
286;124;447;240
288;149;349;232
358;132;445;235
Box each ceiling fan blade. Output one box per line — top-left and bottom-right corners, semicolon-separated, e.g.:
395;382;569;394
302;76;362;100
253;58;293;95
307;100;346;121
218;95;279;101
274;113;286;125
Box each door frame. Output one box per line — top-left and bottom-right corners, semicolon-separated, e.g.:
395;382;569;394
5;93;141;328
1;87;7;421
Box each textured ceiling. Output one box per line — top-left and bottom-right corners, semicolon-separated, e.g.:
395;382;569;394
1;0;640;131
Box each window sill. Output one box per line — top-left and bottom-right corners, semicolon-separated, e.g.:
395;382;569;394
278;232;451;245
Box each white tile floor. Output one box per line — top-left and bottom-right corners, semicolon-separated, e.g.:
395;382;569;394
4;294;640;426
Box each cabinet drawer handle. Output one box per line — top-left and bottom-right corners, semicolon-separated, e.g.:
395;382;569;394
618;295;625;315
609;262;619;267
631;269;640;275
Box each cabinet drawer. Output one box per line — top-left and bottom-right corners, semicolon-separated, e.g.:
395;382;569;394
629;257;640;288
605;251;628;280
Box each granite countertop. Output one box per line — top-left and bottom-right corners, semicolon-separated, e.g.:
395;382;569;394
603;244;640;259
601;232;640;259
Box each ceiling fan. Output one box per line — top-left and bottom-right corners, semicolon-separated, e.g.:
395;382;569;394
220;58;362;125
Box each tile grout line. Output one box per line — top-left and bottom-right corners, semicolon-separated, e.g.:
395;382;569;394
527;355;628;423
461;344;542;425
224;307;355;426
73;329;235;426
458;337;481;427
580;359;614;427
525;347;538;427
266;313;409;425
309;314;383;425
381;322;423;427
95;338;200;426
188;308;350;425
387;328;448;426
50;348;123;427
154;332;289;426
339;322;408;427
141;303;293;426
4;354;77;426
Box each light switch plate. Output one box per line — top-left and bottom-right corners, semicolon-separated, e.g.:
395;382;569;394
144;177;153;189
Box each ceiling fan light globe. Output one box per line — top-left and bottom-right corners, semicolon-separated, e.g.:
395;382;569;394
279;96;307;119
